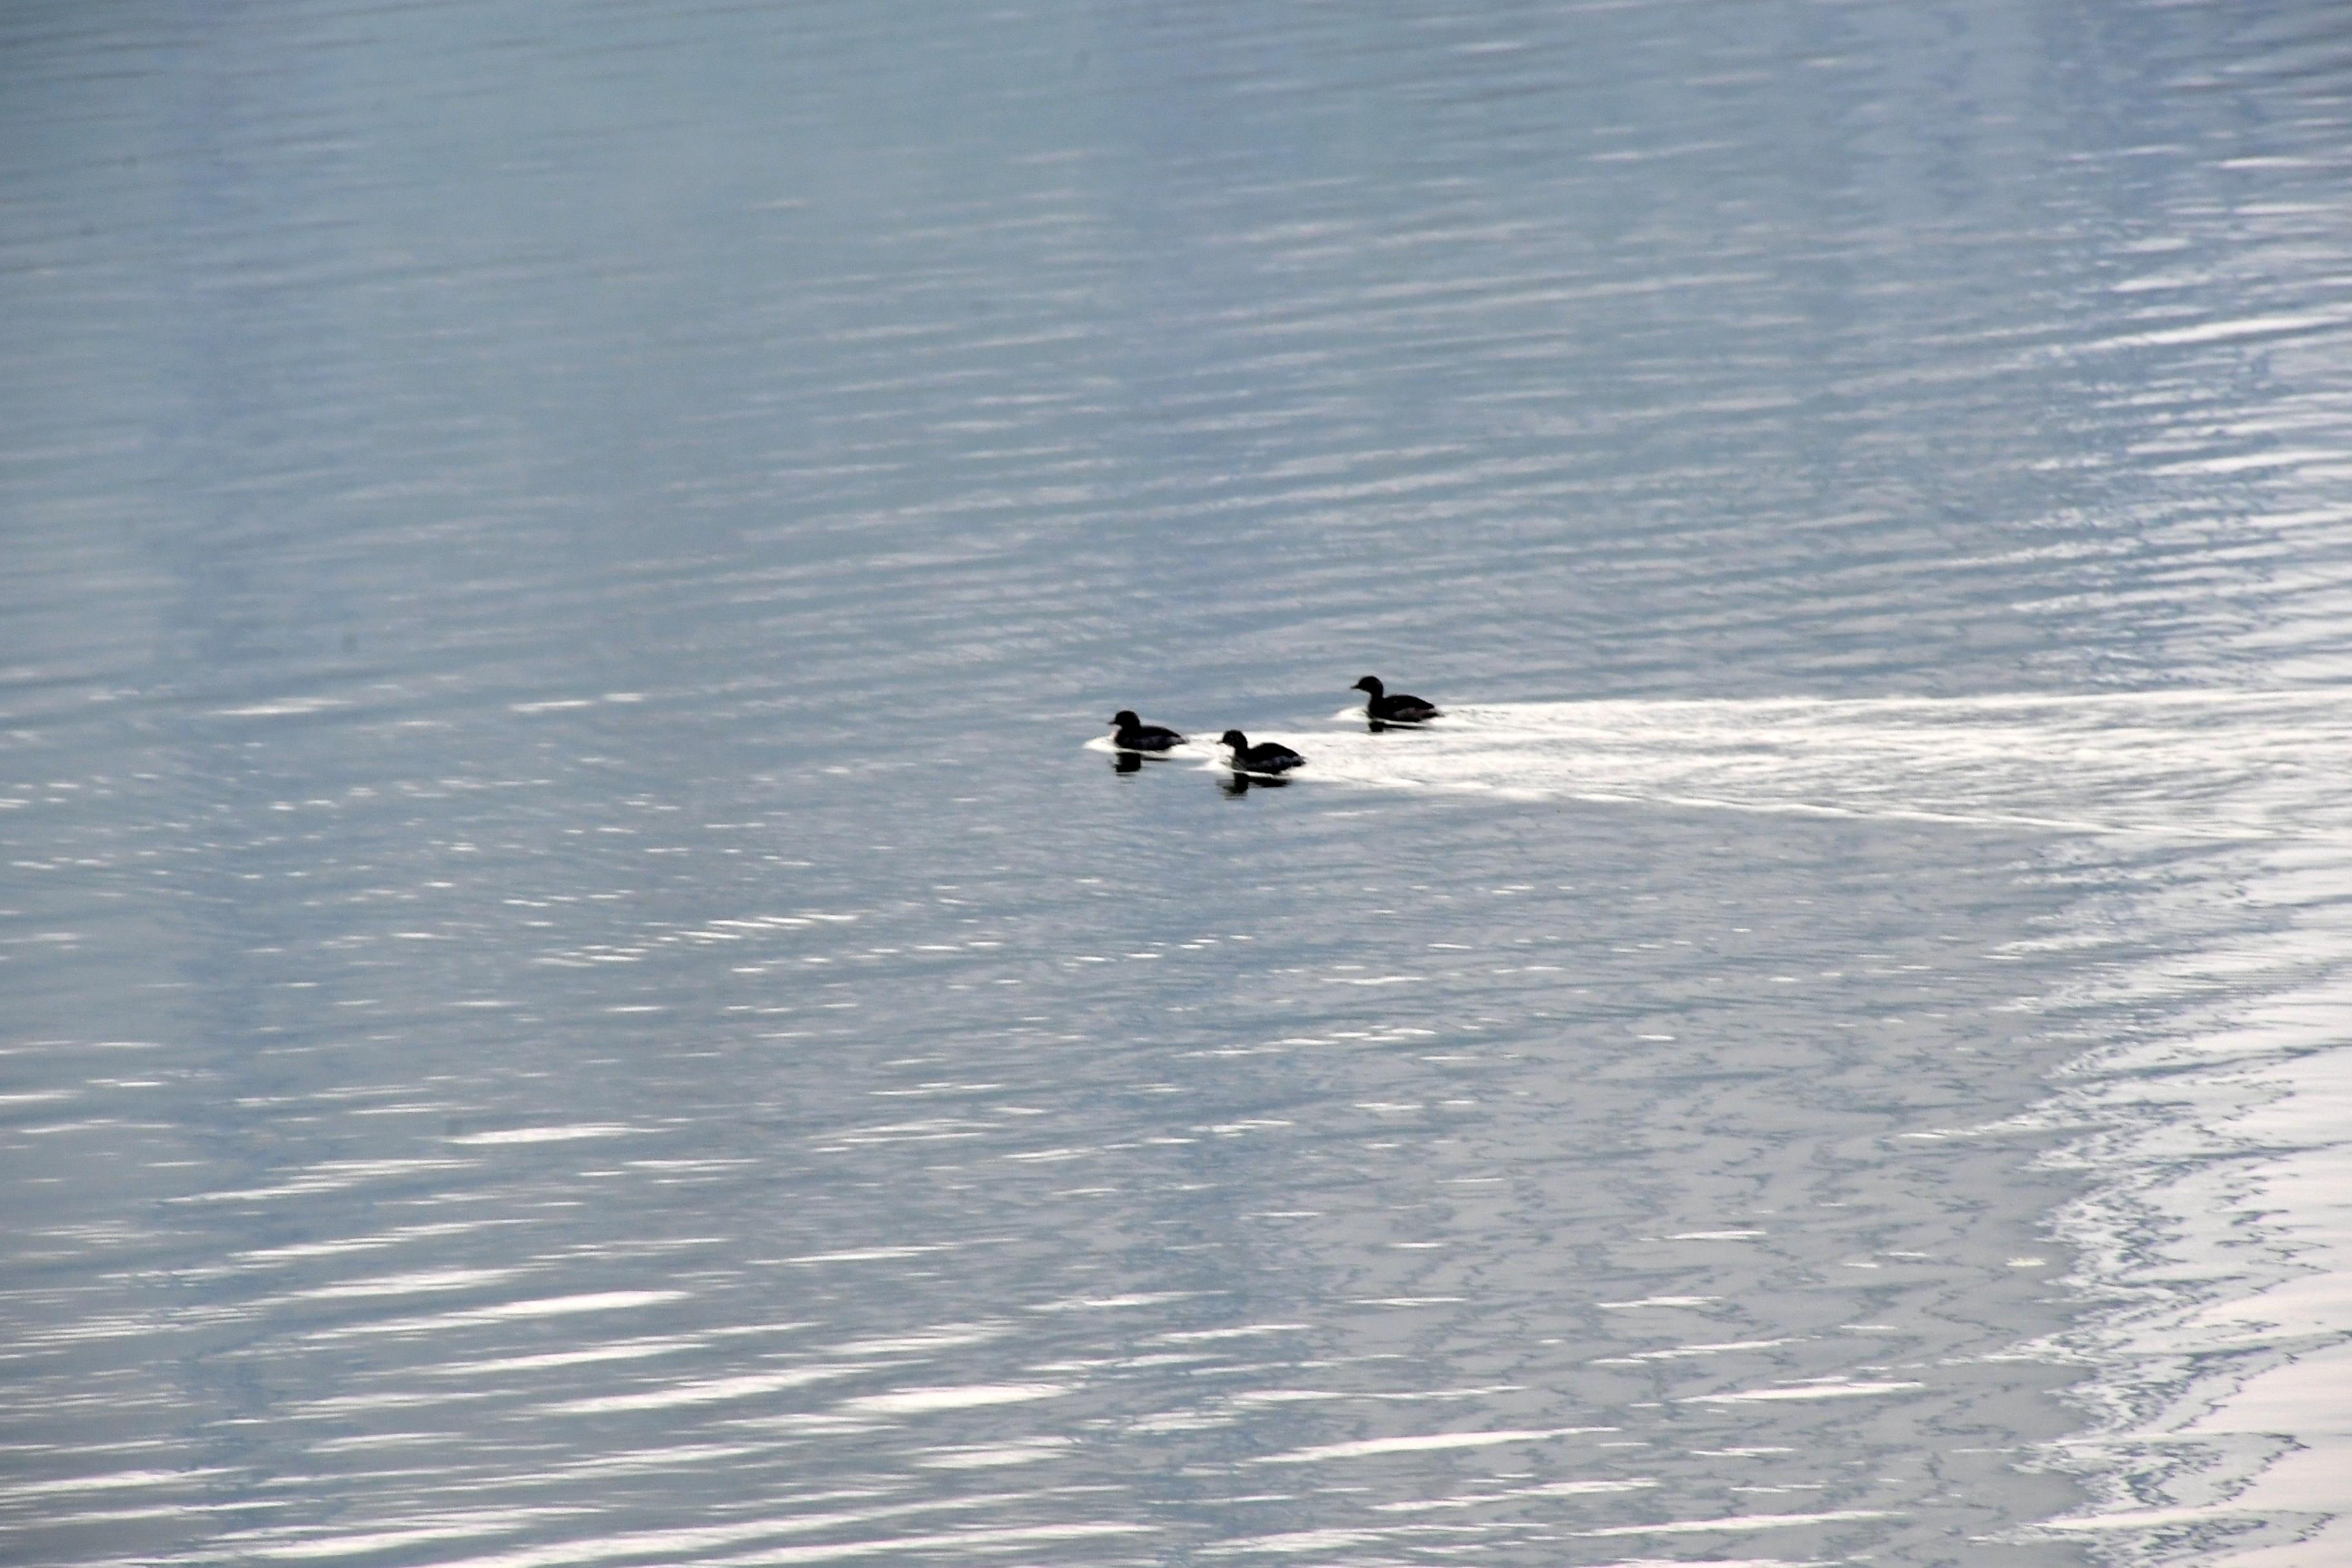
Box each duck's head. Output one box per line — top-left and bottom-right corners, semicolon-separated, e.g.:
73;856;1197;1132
1218;729;1249;750
1109;710;1141;729
1351;676;1384;697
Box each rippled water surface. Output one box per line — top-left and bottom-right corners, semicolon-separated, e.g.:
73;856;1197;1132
8;1;2352;1564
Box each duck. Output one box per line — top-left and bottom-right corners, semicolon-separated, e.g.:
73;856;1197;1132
1108;710;1185;752
1219;730;1304;775
1352;675;1440;723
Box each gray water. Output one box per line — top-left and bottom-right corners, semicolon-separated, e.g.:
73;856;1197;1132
8;1;2352;1563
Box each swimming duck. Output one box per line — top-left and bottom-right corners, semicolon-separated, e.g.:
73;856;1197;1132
1219;730;1304;775
1352;675;1440;723
1108;710;1185;752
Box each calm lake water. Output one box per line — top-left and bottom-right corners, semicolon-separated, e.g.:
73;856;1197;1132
7;1;2352;1563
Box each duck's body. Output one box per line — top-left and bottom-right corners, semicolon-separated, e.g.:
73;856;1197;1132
1353;675;1440;723
1108;710;1185;752
1219;729;1304;776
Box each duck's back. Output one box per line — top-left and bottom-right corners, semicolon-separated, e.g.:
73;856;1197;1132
1374;691;1440;722
1116;723;1184;751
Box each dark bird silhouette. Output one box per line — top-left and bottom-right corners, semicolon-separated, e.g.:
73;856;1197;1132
1218;730;1305;776
1352;675;1440;724
1108;710;1185;752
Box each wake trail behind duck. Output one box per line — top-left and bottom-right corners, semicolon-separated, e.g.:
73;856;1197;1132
1297;689;2352;843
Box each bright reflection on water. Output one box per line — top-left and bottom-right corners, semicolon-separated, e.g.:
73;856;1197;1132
6;1;2352;1564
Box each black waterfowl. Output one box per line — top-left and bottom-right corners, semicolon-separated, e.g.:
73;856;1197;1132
1218;729;1304;776
1353;675;1440;723
1108;710;1185;752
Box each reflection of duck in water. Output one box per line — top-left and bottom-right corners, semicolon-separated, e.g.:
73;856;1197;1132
1108;710;1185;752
1219;730;1305;777
1220;769;1291;796
1352;675;1440;725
